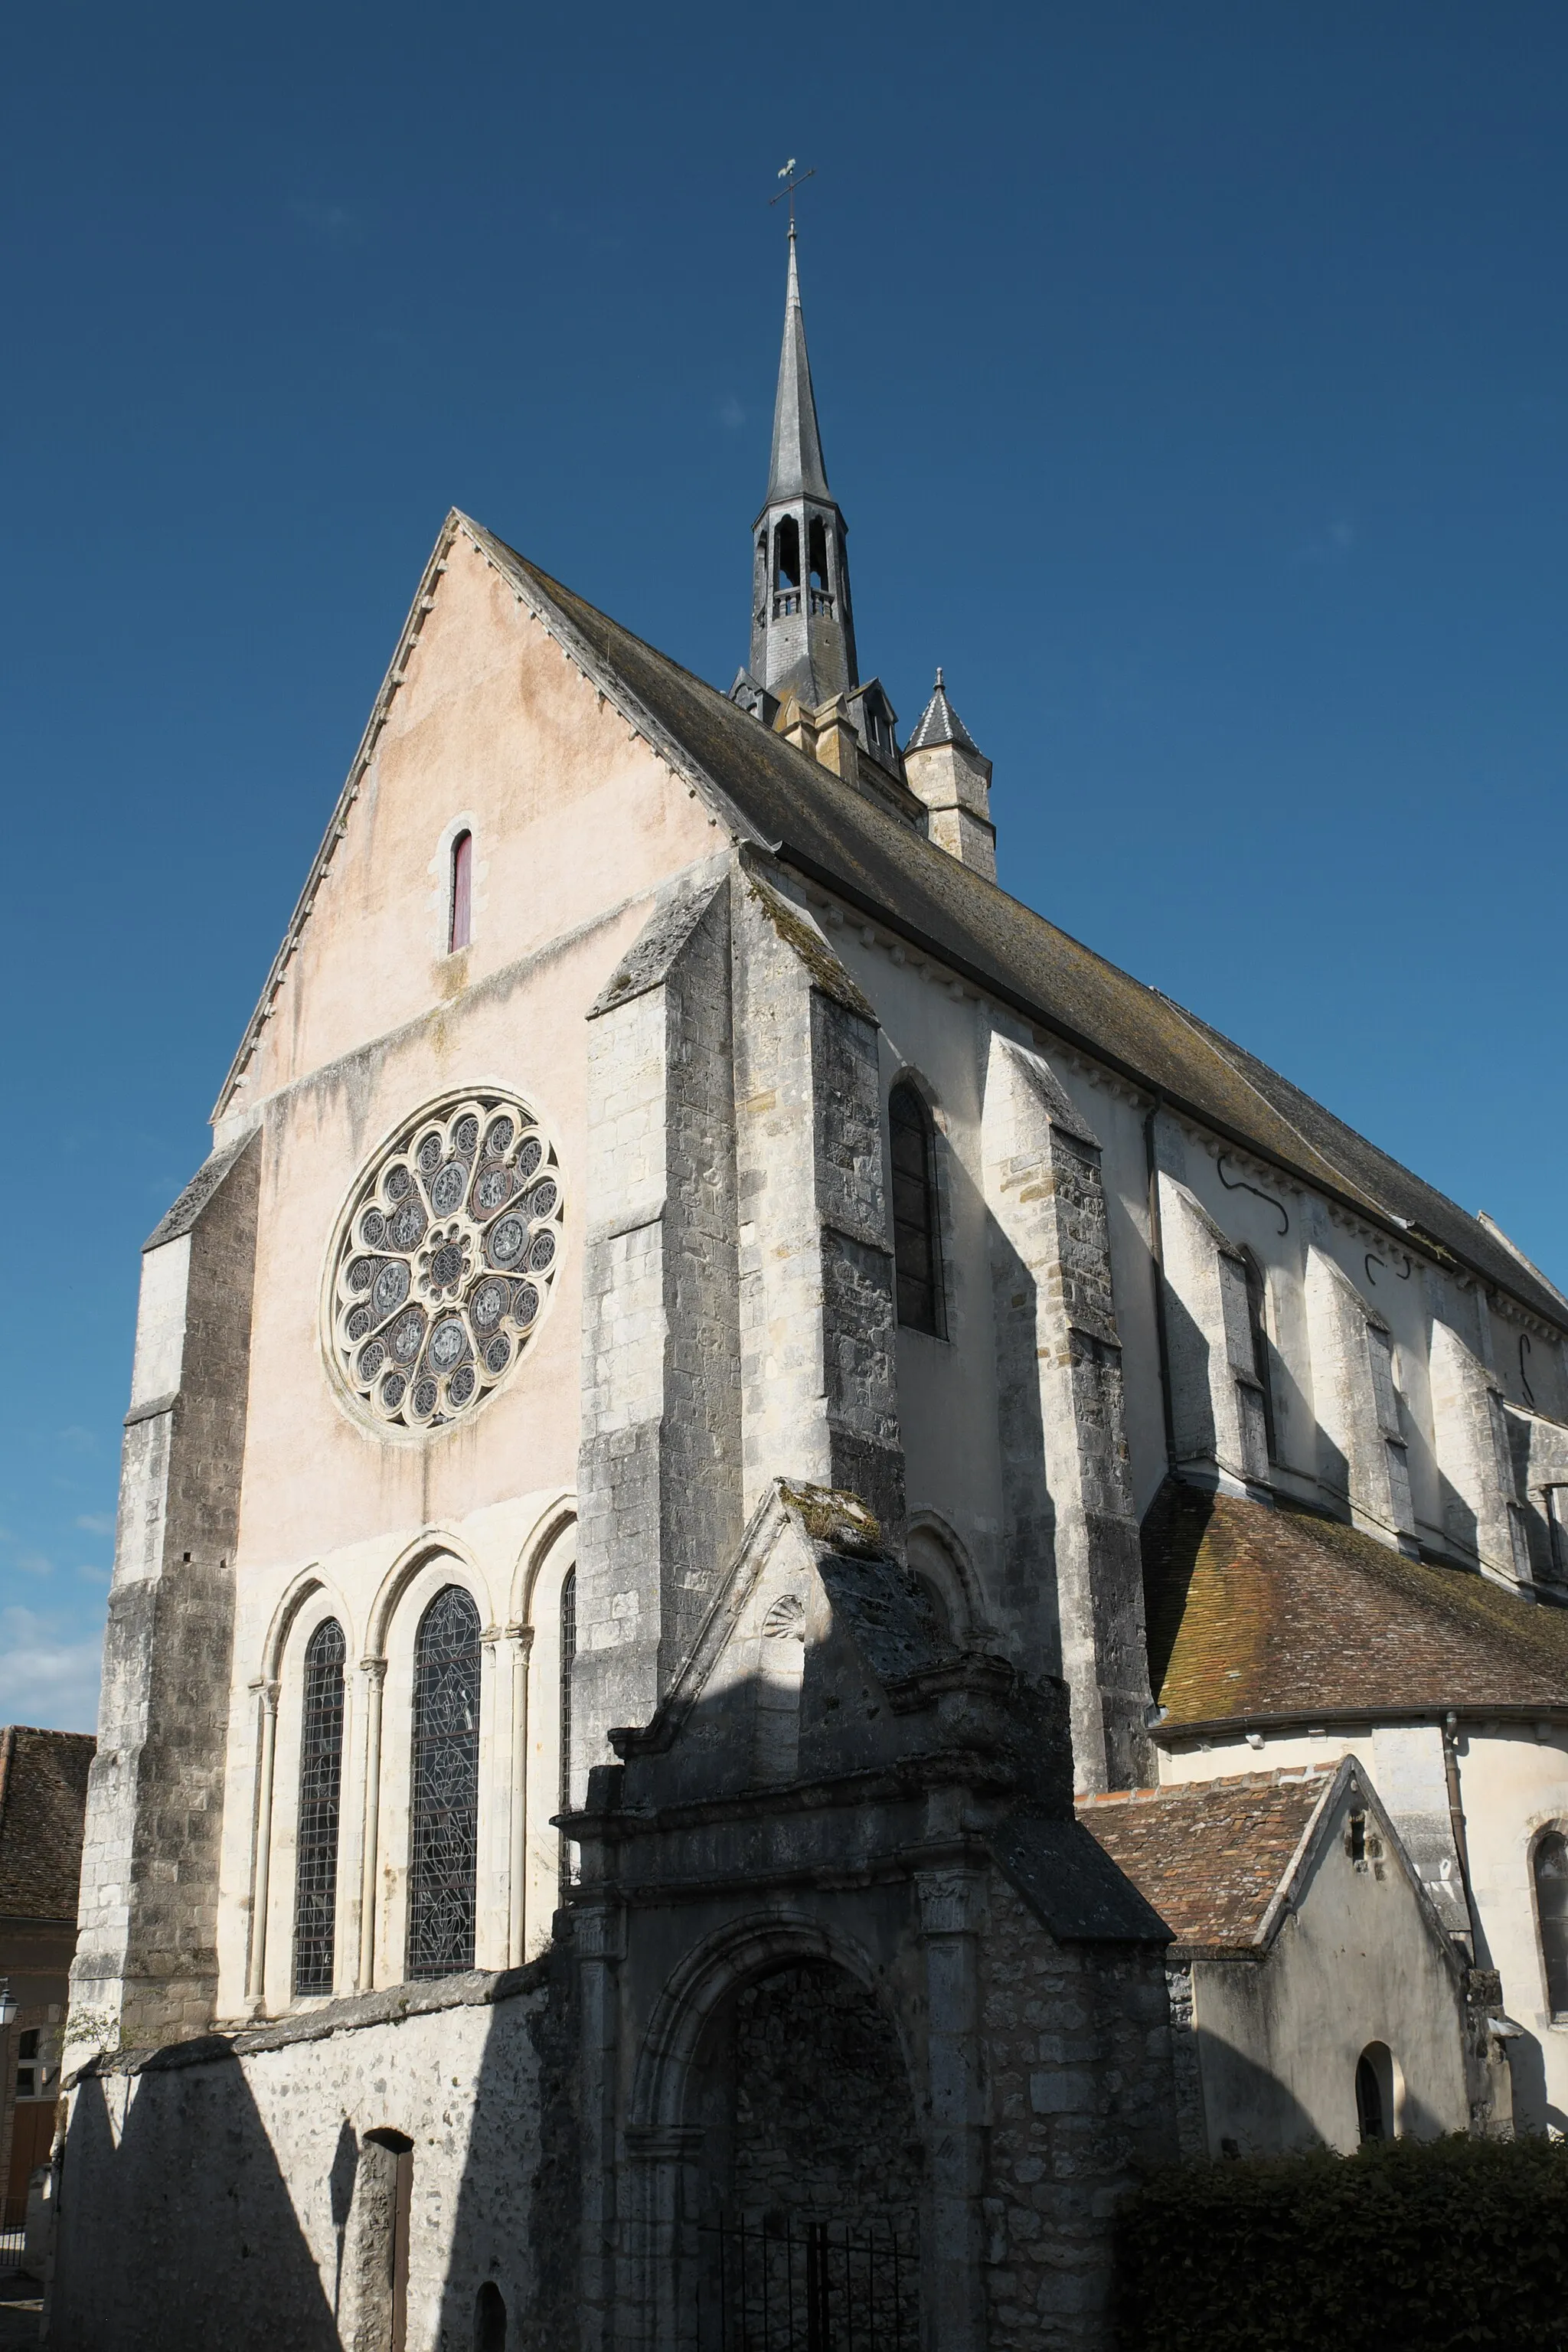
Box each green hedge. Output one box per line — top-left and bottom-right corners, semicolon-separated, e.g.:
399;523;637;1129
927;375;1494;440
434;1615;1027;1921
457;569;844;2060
1116;2135;1568;2352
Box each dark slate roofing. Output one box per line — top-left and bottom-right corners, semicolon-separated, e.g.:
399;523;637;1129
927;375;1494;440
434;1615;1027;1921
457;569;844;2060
1144;1482;1568;1730
906;670;980;756
0;1726;95;1921
765;230;831;508
1078;1772;1328;1953
990;1811;1172;1944
462;515;1565;1332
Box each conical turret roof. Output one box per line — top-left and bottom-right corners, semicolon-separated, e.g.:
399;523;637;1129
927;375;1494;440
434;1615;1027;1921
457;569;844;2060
906;668;981;756
765;227;832;505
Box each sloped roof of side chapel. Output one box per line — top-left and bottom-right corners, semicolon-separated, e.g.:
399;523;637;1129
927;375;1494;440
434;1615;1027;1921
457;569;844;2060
217;508;1566;1335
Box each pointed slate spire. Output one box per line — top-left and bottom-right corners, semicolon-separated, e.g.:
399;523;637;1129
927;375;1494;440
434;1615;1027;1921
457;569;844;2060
766;225;832;504
742;225;858;705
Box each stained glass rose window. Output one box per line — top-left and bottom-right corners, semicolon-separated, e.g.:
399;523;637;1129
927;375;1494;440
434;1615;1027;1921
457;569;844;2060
327;1093;564;1429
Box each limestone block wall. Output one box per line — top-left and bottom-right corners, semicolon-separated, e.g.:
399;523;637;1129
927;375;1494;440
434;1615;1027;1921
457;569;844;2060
1430;1282;1533;1583
1304;1244;1416;1548
979;1876;1177;2352
52;1967;572;2352
1155;1173;1269;1490
70;1133;260;2068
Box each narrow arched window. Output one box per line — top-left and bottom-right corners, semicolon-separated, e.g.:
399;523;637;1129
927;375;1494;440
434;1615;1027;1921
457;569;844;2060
558;1566;577;1905
1355;2053;1384;2142
449;828;473;952
807;515;828;590
1241;1250;1278;1462
407;1585;482;1980
292;1617;346;1997
774;515;801;590
475;2280;508;2352
1536;1831;1568;2015
890;1083;943;1337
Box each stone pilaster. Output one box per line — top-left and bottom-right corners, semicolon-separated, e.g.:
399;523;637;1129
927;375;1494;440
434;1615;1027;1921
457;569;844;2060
1304;1246;1417;1550
575;866;743;1790
732;861;904;1537
67;1131;260;2068
916;1867;989;2352
1429;1280;1532;1582
982;1037;1152;1793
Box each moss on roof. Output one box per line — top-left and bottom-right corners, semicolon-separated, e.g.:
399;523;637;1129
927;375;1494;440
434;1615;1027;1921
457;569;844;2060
467;520;1566;1331
1144;1482;1568;1727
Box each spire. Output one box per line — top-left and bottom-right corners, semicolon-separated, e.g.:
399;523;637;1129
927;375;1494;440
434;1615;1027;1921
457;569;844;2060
903;669;997;880
766;225;831;505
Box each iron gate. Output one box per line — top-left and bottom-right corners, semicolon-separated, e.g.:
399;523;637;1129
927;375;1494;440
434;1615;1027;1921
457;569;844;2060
707;2213;919;2352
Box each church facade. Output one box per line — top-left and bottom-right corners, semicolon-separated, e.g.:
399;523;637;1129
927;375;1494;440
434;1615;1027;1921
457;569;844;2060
50;225;1568;2350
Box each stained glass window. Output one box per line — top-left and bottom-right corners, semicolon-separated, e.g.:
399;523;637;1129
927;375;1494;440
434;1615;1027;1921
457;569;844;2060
889;1084;943;1337
407;1586;482;1980
326;1093;566;1432
292;1617;346;1997
559;1567;577;1906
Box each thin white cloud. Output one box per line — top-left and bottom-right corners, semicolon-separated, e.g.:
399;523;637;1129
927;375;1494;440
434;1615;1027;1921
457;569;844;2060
289;197;364;253
76;1566;110;1588
16;1552;54;1579
719;396;746;431
75;1514;115;1537
0;1606;103;1734
1291;514;1357;569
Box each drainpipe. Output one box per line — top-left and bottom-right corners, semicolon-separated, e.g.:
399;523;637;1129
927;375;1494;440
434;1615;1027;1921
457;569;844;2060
1442;1710;1489;1965
1144;1097;1178;1474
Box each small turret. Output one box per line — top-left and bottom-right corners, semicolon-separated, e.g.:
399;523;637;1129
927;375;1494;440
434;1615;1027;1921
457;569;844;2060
903;671;996;879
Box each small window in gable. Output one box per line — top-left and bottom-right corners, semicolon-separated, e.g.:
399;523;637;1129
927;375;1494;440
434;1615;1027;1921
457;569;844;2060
449;829;473;952
1535;1830;1568;2016
890;1083;944;1338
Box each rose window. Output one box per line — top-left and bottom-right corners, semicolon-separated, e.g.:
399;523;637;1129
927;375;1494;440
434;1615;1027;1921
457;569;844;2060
328;1093;565;1430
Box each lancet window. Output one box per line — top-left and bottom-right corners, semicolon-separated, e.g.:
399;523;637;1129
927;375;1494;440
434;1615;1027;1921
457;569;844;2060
407;1585;482;1980
1535;1829;1568;2016
292;1616;346;1997
559;1566;577;1905
890;1083;943;1337
449;829;473;952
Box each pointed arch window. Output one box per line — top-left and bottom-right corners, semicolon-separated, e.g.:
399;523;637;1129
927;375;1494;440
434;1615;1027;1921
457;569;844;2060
1240;1249;1278;1462
1536;1830;1568;2016
449;829;473;952
407;1585;482;1980
773;516;801;590
890;1083;944;1338
559;1566;577;1906
292;1617;346;1996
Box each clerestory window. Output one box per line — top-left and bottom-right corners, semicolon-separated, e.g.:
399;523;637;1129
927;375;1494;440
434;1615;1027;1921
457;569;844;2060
1240;1250;1278;1462
559;1566;577;1906
292;1616;347;1995
890;1083;944;1338
407;1585;482;1980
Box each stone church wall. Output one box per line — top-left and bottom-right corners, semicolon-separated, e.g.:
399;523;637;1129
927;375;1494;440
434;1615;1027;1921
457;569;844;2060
53;1965;573;2352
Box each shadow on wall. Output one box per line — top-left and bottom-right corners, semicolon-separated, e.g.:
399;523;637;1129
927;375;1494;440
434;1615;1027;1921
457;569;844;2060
53;2047;340;2352
1503;2029;1568;2140
985;1212;1063;1671
1196;2025;1453;2160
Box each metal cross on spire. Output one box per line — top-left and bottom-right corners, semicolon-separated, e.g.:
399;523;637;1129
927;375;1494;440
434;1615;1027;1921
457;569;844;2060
769;158;816;233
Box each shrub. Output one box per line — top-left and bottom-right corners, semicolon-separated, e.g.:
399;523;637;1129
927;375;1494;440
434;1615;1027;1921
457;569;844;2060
1116;2134;1568;2352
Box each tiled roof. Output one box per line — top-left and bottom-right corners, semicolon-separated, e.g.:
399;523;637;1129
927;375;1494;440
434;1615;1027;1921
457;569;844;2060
0;1726;95;1922
462;523;1566;1333
1144;1483;1568;1729
1078;1772;1329;1952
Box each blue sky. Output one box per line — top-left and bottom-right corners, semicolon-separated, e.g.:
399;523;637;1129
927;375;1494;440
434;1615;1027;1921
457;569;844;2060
4;1;1566;1729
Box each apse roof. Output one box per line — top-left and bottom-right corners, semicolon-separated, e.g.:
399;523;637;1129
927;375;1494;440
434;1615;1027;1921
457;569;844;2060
467;521;1565;1331
1143;1483;1568;1732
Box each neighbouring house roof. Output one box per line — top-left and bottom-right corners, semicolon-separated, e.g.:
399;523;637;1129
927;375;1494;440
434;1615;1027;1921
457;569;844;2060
1078;1770;1330;1954
215;508;1567;1334
1144;1483;1568;1733
0;1726;95;1922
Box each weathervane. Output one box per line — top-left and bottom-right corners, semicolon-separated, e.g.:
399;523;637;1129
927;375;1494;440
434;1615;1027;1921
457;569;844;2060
770;158;816;232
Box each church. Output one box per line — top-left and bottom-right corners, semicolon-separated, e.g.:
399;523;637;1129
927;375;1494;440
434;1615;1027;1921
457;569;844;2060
50;217;1568;2351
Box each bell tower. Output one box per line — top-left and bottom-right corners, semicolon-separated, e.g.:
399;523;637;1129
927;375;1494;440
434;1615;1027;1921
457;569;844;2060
746;221;858;705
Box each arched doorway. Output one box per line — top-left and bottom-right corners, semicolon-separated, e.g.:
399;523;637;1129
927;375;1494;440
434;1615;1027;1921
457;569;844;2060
693;1961;923;2349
